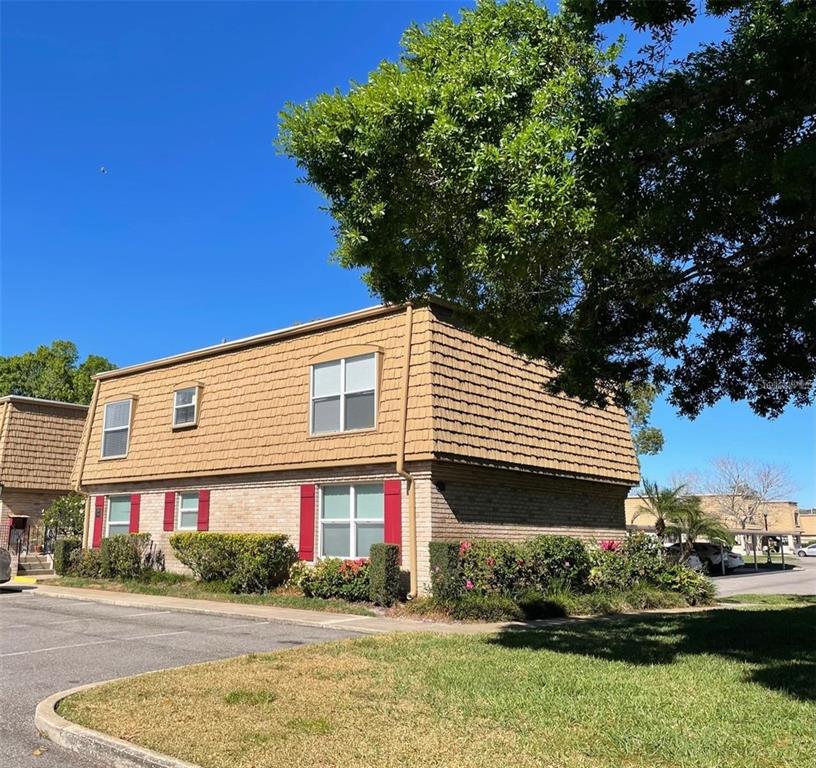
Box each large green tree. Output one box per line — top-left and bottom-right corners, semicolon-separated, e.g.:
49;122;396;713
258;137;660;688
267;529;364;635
0;341;114;405
279;0;815;418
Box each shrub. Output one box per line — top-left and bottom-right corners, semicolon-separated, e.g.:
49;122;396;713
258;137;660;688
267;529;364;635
100;534;152;579
588;532;668;591
516;590;569;619
447;594;523;621
68;548;102;578
54;537;81;575
428;541;462;600
170;533;298;593
42;493;85;537
368;543;401;606
458;535;591;597
300;558;370;601
659;564;715;605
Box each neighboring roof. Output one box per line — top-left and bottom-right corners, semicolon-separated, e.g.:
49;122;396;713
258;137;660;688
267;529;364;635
75;303;640;488
0;395;88;411
0;397;88;491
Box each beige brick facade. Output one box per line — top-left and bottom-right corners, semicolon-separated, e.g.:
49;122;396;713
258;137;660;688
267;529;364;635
87;460;628;592
0;488;64;529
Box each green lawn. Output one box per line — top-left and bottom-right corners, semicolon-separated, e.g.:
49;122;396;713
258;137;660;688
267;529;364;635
59;605;815;768
719;593;816;606
51;575;375;616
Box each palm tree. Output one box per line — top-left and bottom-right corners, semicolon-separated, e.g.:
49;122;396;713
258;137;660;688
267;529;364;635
665;496;735;560
633;479;688;540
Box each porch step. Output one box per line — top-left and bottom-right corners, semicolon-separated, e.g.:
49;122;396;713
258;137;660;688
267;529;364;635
16;567;55;577
18;555;52;567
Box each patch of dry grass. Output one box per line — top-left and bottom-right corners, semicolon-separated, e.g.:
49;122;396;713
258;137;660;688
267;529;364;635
59;607;816;768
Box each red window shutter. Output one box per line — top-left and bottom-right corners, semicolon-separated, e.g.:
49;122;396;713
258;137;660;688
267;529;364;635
299;484;316;561
129;494;141;534
92;496;105;548
383;479;402;563
163;492;175;531
197;489;210;531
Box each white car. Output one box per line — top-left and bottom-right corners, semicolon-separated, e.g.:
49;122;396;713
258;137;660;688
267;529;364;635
666;543;744;572
796;543;816;558
0;548;11;584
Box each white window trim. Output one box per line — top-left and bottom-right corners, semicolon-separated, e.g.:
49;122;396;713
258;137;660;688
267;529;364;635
105;495;131;538
317;483;384;560
100;399;133;459
176;491;199;531
172;386;199;429
309;353;377;436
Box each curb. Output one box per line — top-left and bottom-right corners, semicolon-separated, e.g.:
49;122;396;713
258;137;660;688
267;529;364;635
33;585;390;634
36;681;201;768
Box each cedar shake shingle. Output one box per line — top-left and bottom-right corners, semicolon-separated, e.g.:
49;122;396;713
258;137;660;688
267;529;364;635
76;302;640;488
0;397;88;491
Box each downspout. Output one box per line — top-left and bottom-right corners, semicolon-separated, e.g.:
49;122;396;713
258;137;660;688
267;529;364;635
396;304;418;597
75;380;101;549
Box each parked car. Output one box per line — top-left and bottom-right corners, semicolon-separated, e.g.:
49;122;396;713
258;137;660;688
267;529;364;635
0;548;11;584
666;543;744;572
795;543;816;558
664;545;705;572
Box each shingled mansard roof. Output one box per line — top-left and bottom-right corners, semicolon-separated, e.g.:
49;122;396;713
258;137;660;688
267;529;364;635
74;302;640;488
0;396;89;491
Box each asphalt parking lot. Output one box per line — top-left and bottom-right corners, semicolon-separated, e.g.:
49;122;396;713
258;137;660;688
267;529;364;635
0;589;353;768
715;556;816;597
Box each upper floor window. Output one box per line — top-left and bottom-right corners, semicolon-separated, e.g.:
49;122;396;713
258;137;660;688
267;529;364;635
173;387;198;428
102;399;132;458
106;495;131;537
311;353;376;434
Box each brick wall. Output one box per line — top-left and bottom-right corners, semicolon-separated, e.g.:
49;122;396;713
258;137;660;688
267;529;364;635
85;464;420;575
430;461;629;547
0;488;64;526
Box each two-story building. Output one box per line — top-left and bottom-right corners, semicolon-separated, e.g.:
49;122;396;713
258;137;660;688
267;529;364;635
1;395;88;555
73;302;640;594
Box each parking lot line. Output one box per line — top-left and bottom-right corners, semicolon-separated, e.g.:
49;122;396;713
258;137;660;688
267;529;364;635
0;629;189;658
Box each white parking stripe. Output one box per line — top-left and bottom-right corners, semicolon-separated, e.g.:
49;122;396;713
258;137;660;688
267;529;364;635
0;630;189;658
0;610;173;630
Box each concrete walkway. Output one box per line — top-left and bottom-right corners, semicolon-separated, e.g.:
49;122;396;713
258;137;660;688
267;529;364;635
31;583;521;634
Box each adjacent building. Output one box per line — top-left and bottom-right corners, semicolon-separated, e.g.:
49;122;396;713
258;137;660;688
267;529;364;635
625;495;804;551
0;395;88;553
73;302;640;593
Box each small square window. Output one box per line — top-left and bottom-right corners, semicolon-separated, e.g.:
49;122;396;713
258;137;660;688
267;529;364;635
319;483;383;559
173;387;199;428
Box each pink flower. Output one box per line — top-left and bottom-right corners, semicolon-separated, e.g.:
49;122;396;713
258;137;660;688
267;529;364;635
465;579;474;590
459;541;472;554
564;560;571;568
599;540;620;552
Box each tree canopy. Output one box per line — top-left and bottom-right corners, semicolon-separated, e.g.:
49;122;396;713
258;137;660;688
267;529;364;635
0;341;114;405
279;0;815;418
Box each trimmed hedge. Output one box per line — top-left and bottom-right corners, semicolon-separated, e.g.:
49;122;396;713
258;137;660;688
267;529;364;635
368;543;400;606
54;537;81;575
100;533;152;579
300;558;370;602
170;532;298;594
429;541;462;600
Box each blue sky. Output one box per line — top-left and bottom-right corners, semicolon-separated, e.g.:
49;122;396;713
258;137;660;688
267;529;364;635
2;2;813;505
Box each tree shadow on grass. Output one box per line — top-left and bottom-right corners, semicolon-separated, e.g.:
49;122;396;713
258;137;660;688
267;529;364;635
490;607;816;701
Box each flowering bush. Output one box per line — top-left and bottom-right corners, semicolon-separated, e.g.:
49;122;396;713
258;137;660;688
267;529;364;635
299;558;370;602
588;532;667;591
598;539;620;552
457;535;592;597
